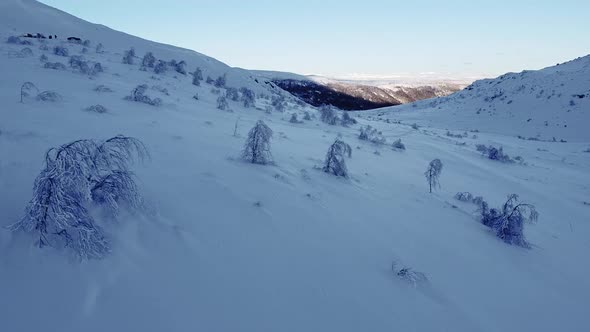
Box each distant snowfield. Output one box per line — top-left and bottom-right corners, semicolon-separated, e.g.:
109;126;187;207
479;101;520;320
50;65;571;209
1;1;590;332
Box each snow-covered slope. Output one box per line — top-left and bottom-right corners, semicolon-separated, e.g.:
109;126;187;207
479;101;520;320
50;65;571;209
371;56;590;142
1;1;590;332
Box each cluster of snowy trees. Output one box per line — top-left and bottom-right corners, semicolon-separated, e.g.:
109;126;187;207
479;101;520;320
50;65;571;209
11;136;148;259
319;105;357;127
359;125;386;144
454;192;538;247
241;121;355;178
69;55;103;76
20;82;62;103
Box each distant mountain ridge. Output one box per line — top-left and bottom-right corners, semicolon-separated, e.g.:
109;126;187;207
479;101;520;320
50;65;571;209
254;71;469;110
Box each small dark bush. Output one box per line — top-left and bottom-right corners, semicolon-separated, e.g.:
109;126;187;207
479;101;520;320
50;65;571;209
125;84;162;106
53;46;69;57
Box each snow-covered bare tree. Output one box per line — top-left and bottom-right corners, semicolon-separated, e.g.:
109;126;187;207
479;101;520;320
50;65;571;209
217;96;229;111
53;46;68;57
154;60;167;74
174;60;187;75
271;95;286;112
392;139;405;150
341;112;357;126
323;139;352;177
126;84;162;106
424;158;443;193
240;87;255;108
226;87;239;101
289;113;301;124
480;194;538;247
359;125;386;144
214;74;227;88
241;120;273;165
319;104;339;125
122;47;136;65
192;67;203;86
10;135;148;259
20;82;39;103
140;52;156;71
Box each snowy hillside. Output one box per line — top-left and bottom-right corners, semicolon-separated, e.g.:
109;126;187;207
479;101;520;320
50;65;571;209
371;56;590;142
1;1;590;332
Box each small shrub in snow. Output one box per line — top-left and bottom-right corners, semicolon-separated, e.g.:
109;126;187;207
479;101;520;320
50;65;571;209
83;39;91;47
217;96;229;110
206;76;214;84
480;194;538;248
240;87;255;108
126;84;162;106
18;47;33;57
173;60;187;75
583;147;590;153
151;85;169;96
192;67;203;86
39;43;49;51
241;120;273;164
122;47;136;64
140;52;156;70
392;139;405;150
69;56;98;76
192;93;199;100
95;43;104;53
454;192;474;202
411;123;419;130
323;139;352;177
341;112;357;126
446;130;465;139
39;54;48;62
359;125;386;144
43;62;67;70
154;60;167;74
214;74;227;88
20;82;39;103
10;135;148;259
53;45;69;57
36;91;63;102
81;47;88;54
226;87;239;101
424;158;443;193
85;104;108;114
319;105;339;125
391;261;428;287
7;36;22;44
271;95;287;112
472;196;486;208
94;85;113;93
303;111;312;121
476;144;518;163
289;113;302;124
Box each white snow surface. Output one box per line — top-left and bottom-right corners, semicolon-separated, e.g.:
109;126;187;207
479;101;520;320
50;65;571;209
1;1;589;332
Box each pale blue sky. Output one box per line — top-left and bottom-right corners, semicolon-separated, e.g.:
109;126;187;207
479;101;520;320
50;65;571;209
40;0;590;78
